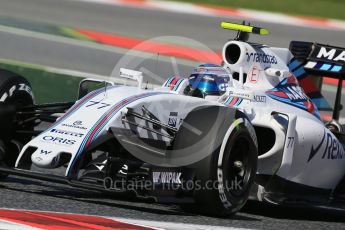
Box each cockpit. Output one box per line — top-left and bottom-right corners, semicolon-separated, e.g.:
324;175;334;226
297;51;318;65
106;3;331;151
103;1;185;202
183;64;231;100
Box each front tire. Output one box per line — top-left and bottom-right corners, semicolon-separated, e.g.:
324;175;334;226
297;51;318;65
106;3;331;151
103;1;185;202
0;69;35;178
193;118;257;217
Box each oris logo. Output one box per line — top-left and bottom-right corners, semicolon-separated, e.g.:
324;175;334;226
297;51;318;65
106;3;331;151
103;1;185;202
42;136;76;145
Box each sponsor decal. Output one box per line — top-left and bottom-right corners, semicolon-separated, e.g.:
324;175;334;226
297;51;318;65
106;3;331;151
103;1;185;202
217;167;232;209
267;85;309;102
42;136;76;145
218;83;229;91
203;75;215;81
19;83;33;95
118;164;128;175
152;171;182;184
40;150;52;155
216;118;244;210
119;70;135;79
308;130;345;161
253;95;266;103
193;66;229;76
266;77;320;118
85;100;111;109
168;112;178;127
0;83;33;102
316;46;345;63
246;52;278;64
283;86;309;101
249;66;259;83
73;121;83;126
229;90;253;100
50;129;84;137
196;67;206;72
62;121;87;130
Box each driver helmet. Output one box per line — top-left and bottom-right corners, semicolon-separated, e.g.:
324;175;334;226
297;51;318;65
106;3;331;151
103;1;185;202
184;64;230;99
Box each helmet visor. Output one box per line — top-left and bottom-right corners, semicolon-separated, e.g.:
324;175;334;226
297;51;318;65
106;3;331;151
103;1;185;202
188;74;228;96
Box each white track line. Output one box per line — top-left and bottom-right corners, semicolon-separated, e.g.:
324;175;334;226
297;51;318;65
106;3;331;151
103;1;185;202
0;208;255;230
0;219;40;230
115;217;254;230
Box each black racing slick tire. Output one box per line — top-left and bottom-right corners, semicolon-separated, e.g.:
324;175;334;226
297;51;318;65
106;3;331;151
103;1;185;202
193;117;258;217
0;69;35;178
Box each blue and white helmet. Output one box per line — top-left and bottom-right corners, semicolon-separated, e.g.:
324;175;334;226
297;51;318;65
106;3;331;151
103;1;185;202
184;64;230;98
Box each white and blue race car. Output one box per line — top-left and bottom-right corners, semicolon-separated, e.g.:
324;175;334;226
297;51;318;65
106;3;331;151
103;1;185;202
0;22;344;217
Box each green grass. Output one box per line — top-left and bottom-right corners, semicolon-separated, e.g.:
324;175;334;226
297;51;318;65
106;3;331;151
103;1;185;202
171;0;345;20
0;61;83;104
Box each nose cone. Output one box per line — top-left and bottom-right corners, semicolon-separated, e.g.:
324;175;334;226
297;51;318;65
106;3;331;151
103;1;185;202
31;148;62;168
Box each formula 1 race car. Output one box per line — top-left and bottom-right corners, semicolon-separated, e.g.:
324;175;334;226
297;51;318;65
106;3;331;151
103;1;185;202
0;22;344;217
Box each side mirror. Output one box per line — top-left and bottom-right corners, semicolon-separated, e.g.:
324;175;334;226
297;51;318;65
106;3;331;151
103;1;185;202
78;79;114;99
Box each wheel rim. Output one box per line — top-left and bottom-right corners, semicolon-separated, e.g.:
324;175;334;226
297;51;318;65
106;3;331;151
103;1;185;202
224;135;255;197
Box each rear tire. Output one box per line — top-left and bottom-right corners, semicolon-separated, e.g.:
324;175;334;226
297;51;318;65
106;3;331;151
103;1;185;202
193;119;257;217
0;69;35;178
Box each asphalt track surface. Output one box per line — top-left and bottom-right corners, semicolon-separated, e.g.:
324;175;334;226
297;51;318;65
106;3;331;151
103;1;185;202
0;0;344;229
